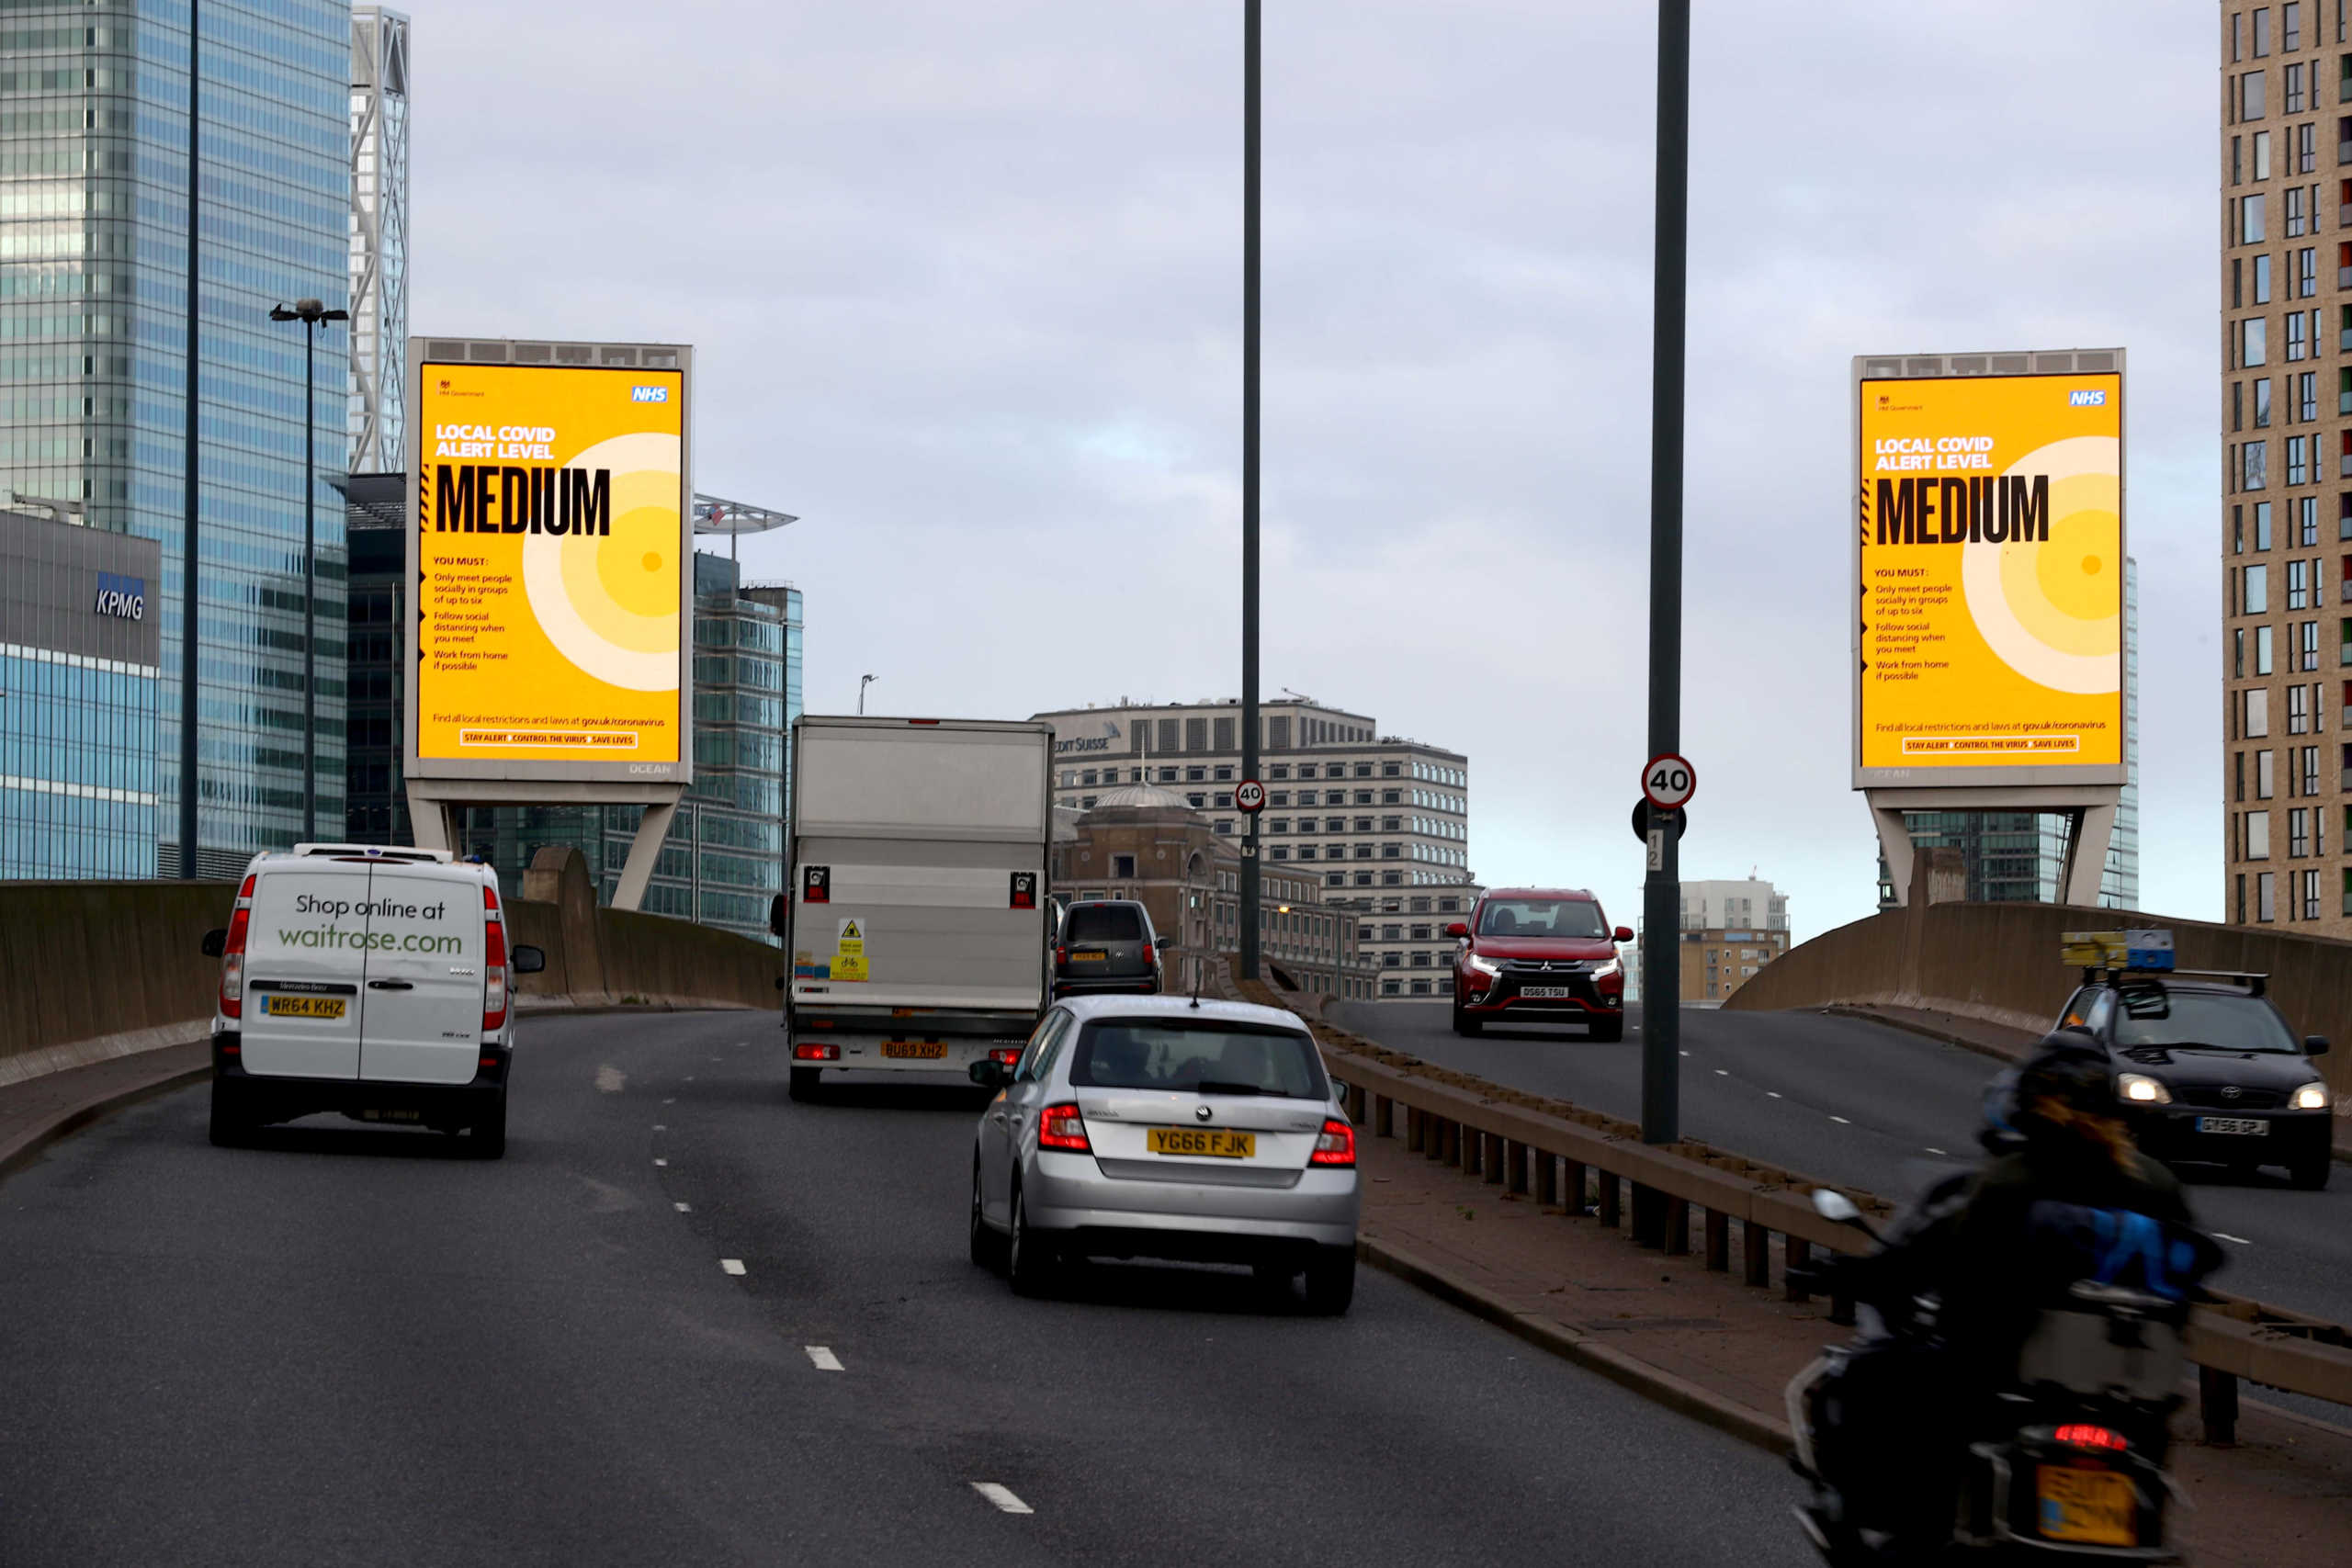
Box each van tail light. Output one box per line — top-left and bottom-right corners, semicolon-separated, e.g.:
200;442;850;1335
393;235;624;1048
793;1043;841;1061
1037;1102;1091;1152
481;884;509;1032
1055;946;1068;966
1309;1117;1356;1167
219;874;255;1018
1141;942;1155;966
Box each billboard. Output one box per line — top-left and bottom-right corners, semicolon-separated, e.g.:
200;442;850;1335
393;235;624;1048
1853;354;2125;789
405;344;692;784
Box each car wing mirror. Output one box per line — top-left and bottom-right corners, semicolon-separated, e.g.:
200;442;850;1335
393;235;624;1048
768;893;788;937
2307;1035;2332;1056
509;944;547;975
775;975;789;991
967;1060;1012;1089
1444;922;1468;939
1612;925;1634;944
199;927;227;958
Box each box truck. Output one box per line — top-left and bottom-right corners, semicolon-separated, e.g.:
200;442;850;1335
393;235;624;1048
777;716;1055;1098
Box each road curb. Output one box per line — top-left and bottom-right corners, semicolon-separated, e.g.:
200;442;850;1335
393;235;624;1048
1356;1234;1792;1457
0;1049;210;1182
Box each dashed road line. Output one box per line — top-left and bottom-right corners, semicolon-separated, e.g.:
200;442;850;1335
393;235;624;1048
1828;1115;1851;1125
653;1157;669;1168
653;1123;667;1132
1925;1147;1948;1156
1766;1091;1782;1100
971;1483;1033;1515
2215;1233;2254;1246
721;1258;747;1276
805;1346;843;1371
674;1201;691;1213
1713;1069;1728;1077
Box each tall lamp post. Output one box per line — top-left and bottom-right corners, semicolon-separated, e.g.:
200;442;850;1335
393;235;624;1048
858;673;876;715
268;298;347;842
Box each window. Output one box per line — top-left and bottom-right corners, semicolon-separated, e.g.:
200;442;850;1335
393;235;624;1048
2258;6;2275;57
2291;557;2312;608
2290;310;2311;359
1111;854;1136;877
2246;318;2271;371
2291;434;2312;485
2292;682;2313;732
1270;792;1289;808
2293;807;2313;857
1213;819;1231;835
1187;793;1205;807
2288;2;2304;51
1382;789;1400;805
2256;500;2275;548
1213;765;1233;782
1353;763;1373;778
2260;623;2277;674
2304;867;2324;919
2248;685;2273;737
2305;618;2323;669
2291;62;2310;115
2246;438;2271;491
2303;743;2322;794
2300;246;2320;298
1212;717;1235;751
2259;871;2277;922
1295;845;1316;861
2237;627;2248;678
2241;193;2268;245
1159;766;1178;783
2299;120;2319;174
2248;561;2272;612
2245;71;2269;119
2256;378;2274;428
2261;129;2279;184
2301;491;2320;542
2250;808;2273;860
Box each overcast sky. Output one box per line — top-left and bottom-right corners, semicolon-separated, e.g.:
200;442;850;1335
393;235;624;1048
414;0;2218;942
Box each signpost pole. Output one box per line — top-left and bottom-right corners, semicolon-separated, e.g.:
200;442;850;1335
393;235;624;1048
1238;0;1261;986
1634;0;1690;1244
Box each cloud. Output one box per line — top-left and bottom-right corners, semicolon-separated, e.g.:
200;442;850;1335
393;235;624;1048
414;0;2219;941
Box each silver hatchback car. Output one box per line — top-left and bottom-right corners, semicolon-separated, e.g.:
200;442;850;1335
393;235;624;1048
967;995;1362;1313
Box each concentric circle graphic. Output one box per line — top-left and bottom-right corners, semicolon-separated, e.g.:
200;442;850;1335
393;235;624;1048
521;431;682;692
1959;434;2120;695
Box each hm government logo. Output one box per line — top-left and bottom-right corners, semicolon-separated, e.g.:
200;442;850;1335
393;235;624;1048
2068;389;2108;407
630;385;670;403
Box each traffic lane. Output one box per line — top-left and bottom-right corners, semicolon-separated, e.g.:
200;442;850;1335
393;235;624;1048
634;1053;1820;1568
0;1012;1058;1568
1332;1000;2352;1327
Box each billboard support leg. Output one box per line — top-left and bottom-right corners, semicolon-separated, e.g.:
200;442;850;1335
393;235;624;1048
406;785;453;852
1871;806;1917;908
2062;802;2116;908
614;797;679;913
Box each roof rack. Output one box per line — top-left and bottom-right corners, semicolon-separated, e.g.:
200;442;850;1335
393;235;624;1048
290;842;453;863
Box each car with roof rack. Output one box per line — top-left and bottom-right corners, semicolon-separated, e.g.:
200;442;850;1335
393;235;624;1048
2054;931;2334;1190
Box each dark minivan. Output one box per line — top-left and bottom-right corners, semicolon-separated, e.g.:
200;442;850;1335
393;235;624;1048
1053;899;1163;998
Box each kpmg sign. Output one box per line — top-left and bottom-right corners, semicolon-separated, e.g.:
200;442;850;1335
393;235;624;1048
93;570;145;621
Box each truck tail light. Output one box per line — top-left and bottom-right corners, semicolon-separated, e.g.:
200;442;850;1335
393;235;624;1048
219;874;255;1018
481;884;509;1032
794;1043;841;1061
989;1046;1022;1066
1037;1102;1091;1152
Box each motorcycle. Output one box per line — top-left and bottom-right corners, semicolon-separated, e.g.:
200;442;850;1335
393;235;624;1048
1785;1186;2210;1564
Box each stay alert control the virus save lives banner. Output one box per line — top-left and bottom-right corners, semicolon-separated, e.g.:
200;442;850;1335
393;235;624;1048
1857;371;2123;779
413;362;685;767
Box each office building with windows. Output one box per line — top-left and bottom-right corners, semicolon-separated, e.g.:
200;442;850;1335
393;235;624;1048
347;6;408;472
2222;4;2352;929
0;0;355;877
1676;877;1791;1004
0;502;163;877
343;484;801;945
1030;697;1475;995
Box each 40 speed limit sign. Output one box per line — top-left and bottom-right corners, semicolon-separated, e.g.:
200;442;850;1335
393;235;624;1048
1642;754;1696;811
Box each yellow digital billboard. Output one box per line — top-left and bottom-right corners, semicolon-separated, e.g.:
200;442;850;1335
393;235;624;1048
408;357;688;778
1855;367;2124;785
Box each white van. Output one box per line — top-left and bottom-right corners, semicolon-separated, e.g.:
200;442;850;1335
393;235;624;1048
202;844;545;1156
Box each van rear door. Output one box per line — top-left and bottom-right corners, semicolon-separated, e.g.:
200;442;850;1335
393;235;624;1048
239;864;368;1080
356;864;488;1085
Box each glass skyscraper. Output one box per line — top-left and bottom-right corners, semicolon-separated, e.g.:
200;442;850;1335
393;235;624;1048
0;1;353;878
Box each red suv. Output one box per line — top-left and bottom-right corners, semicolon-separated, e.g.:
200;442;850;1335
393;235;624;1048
1449;887;1633;1040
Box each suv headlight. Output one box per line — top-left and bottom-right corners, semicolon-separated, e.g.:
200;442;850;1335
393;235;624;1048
1587;958;1622;982
1464;953;1501;978
2292;1081;2332;1111
2116;1073;2172;1105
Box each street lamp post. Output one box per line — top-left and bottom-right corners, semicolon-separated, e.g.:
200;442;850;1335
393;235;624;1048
1238;0;1262;984
269;298;347;842
858;673;876;716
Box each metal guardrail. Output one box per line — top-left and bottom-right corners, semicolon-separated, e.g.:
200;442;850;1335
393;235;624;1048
1307;1023;2352;1442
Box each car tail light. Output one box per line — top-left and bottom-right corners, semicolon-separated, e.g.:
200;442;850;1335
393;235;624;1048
219;874;255;1018
2054;1424;2126;1452
1142;942;1155;965
481;884;509;1032
1309;1117;1356;1168
1055;946;1068;966
793;1042;840;1061
1037;1102;1091;1152
989;1046;1022;1066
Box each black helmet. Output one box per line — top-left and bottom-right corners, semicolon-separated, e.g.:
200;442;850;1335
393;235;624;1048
2015;1034;2114;1121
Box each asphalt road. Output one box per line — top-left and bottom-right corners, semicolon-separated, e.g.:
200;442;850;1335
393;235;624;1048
0;1010;1815;1568
1329;999;2352;1329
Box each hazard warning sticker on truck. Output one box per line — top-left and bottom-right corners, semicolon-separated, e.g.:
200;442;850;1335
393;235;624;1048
832;918;868;983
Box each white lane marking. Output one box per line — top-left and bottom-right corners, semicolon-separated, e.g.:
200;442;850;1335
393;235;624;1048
662;1098;676;1105
1925;1147;1948;1156
721;1258;747;1276
1766;1091;1783;1100
1679;1051;1690;1057
594;1066;626;1093
653;1157;669;1168
653;1123;667;1132
970;1483;1033;1515
674;1201;691;1213
2215;1233;2254;1246
1829;1115;1851;1125
805;1346;843;1371
1714;1069;1729;1077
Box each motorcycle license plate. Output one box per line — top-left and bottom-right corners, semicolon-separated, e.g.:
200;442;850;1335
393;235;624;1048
1520;986;1576;998
2035;1465;2135;1547
2196;1116;2267;1135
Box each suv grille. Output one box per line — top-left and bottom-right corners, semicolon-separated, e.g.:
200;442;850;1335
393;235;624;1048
1501;959;1591;974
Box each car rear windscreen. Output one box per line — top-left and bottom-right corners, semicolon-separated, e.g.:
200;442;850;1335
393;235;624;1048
1064;904;1144;942
1070;1021;1326;1100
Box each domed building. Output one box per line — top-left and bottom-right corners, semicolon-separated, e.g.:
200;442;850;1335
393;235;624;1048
1050;783;1367;999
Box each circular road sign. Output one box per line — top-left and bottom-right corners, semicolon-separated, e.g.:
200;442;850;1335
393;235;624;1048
1235;779;1267;814
1642;753;1696;811
1630;800;1688;842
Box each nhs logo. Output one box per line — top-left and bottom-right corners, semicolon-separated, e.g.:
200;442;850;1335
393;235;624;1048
629;385;670;403
93;571;144;621
2068;389;2108;407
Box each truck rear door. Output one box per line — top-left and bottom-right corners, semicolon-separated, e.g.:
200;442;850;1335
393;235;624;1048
238;865;368;1080
356;865;487;1086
